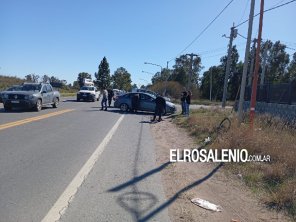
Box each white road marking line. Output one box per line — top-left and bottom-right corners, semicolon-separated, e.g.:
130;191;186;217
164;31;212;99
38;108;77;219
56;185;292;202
41;115;125;222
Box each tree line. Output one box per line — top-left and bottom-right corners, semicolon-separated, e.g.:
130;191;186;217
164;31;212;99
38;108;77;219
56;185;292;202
0;57;133;92
74;57;132;92
148;40;296;100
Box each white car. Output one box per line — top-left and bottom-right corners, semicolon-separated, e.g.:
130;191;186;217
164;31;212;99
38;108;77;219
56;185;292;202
76;86;100;102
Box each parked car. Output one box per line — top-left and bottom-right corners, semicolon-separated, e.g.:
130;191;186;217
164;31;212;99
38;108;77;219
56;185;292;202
114;92;176;114
0;85;22;103
76;86;100;102
1;83;60;111
136;89;171;102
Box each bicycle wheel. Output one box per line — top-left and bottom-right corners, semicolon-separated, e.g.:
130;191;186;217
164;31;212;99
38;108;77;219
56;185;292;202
217;117;231;133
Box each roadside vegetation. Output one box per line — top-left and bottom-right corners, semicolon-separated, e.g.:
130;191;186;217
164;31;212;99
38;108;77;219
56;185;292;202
173;109;296;220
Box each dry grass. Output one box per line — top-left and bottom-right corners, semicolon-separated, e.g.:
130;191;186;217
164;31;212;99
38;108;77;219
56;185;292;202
173;109;296;219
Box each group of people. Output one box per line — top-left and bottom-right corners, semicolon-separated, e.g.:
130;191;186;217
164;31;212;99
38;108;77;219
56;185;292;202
100;87;191;121
100;88;114;111
181;90;191;116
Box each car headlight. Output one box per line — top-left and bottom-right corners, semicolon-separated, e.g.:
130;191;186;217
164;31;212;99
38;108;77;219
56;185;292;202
25;94;36;100
2;94;8;99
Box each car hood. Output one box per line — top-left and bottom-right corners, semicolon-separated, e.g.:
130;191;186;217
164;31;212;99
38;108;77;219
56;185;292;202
166;101;175;107
1;91;37;95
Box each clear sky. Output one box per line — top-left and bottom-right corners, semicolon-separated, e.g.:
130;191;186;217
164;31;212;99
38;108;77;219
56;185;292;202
1;0;295;87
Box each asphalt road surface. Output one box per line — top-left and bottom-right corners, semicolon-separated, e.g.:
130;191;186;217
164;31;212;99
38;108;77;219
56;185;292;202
0;98;170;222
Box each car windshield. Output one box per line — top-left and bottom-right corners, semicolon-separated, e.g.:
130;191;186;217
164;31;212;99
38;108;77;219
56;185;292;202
7;86;22;91
81;86;94;91
21;84;42;92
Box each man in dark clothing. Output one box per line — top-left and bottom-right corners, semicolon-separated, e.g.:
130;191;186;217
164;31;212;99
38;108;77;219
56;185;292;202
107;89;114;107
131;94;140;112
181;91;187;115
151;96;166;122
185;90;191;116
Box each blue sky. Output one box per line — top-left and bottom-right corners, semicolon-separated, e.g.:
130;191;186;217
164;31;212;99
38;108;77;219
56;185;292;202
0;0;295;87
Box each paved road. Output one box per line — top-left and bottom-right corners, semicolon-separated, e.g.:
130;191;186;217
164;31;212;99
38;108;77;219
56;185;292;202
0;99;170;222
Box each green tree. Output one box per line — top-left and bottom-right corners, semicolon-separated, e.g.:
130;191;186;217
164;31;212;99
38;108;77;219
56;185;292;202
287;52;296;80
200;66;225;100
73;81;80;89
41;75;50;83
25;74;39;83
171;54;202;87
265;41;290;83
95;57;111;89
111;67;132;91
228;61;243;100
77;72;92;88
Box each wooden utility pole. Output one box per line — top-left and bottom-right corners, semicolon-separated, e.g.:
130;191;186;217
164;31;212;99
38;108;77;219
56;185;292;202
185;53;198;90
222;26;237;108
238;0;256;125
250;0;265;128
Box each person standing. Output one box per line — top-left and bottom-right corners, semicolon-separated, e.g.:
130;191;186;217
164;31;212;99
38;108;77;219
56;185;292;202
131;93;140;112
181;91;187;115
108;89;114;107
151;95;166;122
185;90;192;116
101;88;108;111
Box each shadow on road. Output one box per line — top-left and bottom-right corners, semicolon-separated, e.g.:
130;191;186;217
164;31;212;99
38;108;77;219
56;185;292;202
109;157;223;222
108;161;171;192
62;99;77;102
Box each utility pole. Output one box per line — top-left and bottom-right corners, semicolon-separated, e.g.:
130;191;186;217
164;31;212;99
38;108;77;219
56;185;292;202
210;68;213;101
247;39;257;86
222;26;237;108
238;0;255;124
250;0;265;128
260;42;269;86
185;53;198;90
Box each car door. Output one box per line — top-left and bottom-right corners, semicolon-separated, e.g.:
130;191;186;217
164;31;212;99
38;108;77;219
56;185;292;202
139;94;155;112
46;85;54;102
41;85;49;104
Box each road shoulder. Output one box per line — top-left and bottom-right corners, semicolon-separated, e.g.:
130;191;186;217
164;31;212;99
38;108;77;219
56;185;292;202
150;118;291;222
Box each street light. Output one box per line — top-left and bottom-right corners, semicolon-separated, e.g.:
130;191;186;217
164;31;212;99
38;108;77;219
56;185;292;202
141;70;155;75
144;62;168;95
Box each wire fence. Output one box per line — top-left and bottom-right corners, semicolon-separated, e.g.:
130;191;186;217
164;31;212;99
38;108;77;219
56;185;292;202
244;80;296;105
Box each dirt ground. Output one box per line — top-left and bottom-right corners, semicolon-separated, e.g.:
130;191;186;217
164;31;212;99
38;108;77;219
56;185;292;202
150;117;291;222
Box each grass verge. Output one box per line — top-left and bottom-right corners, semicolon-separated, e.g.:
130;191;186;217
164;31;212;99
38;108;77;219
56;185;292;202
60;92;76;97
171;98;235;106
173;109;296;220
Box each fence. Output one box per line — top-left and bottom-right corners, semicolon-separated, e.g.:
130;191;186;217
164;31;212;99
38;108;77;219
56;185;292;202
244;80;296;105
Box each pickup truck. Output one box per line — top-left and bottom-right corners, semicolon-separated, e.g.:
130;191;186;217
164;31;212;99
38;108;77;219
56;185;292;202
76;86;100;102
1;83;60;112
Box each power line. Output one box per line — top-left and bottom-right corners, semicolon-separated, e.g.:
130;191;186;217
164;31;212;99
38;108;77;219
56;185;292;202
196;42;246;55
235;0;296;28
237;0;250;24
168;0;235;62
286;46;296;51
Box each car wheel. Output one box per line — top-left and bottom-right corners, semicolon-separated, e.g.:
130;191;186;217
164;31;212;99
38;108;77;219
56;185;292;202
35;99;42;112
120;103;128;112
52;97;59;108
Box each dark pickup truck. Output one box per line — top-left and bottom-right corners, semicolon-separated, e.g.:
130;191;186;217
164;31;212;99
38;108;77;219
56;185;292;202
1;83;60;112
